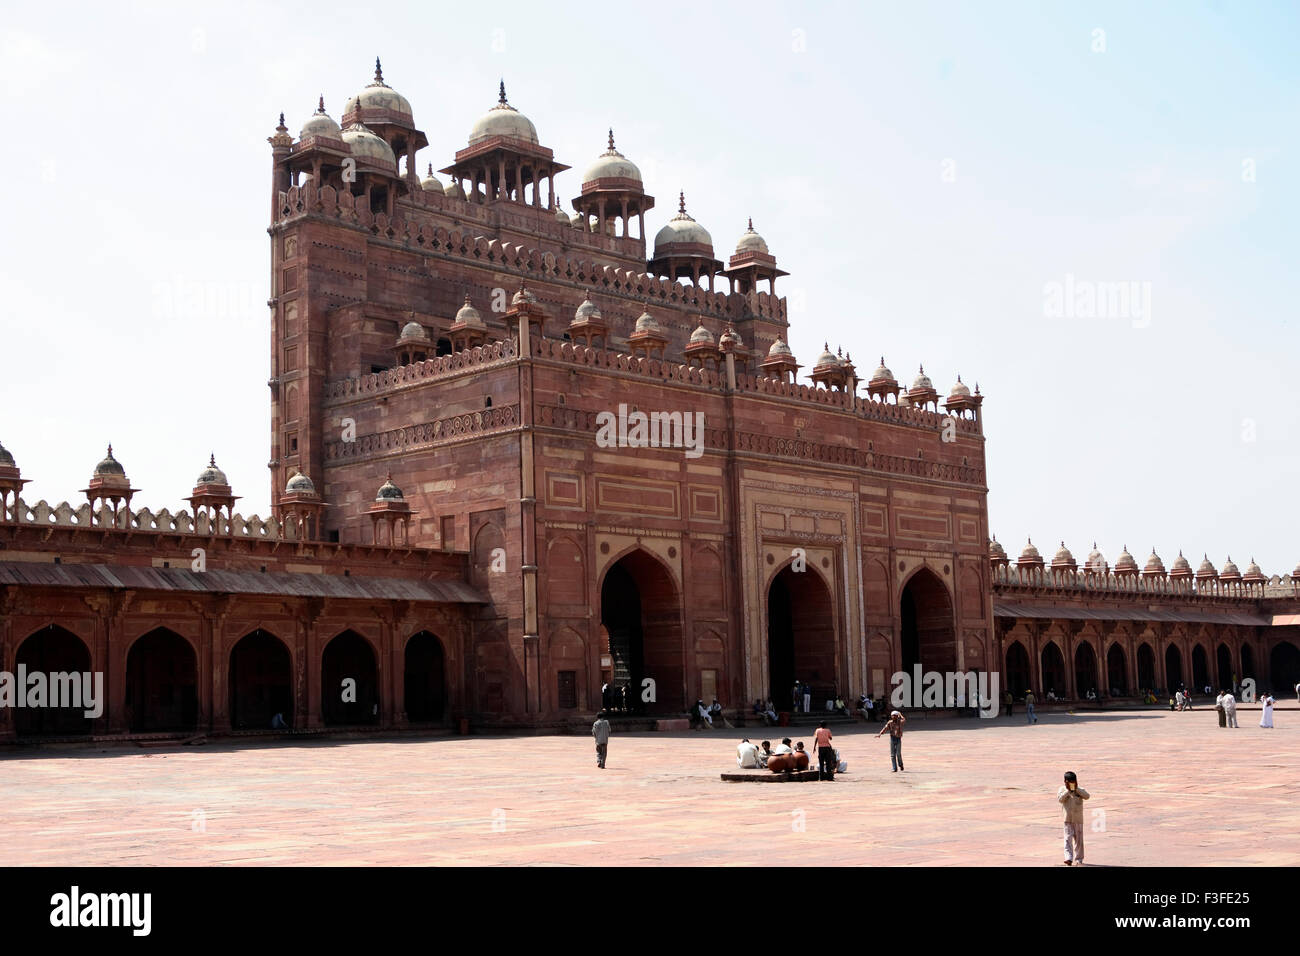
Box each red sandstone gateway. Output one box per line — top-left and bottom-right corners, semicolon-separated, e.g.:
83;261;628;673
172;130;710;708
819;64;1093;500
1;62;1298;743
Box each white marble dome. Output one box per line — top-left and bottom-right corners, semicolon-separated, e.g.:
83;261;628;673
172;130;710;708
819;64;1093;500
300;97;341;141
195;455;228;486
653;193;713;253
949;376;971;397
455;296;484;328
768;338;793;358
284;471;316;495
581;130;642;185
344;59;413;121
735;218;768;255
444;179;465;199
635;311;661;334
376;476;404;501
341;122;396;166
470;82;538;145
574;295;602;323
399;320;429;340
911;366;933;391
420;164;443;191
689;324;715;345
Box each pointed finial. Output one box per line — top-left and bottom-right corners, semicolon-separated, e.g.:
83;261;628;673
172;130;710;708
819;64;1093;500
608;128;615;150
919;363;925;373
464;293;472;306
837;346;843;359
678;191;686;214
499;79;507;105
974;381;981;394
277;112;286;128
957;374;963;383
824;341;829;351
428;163;434;176
209;453;216;467
106;444;114;457
375;56;384;82
317;95;325;112
747;216;754;231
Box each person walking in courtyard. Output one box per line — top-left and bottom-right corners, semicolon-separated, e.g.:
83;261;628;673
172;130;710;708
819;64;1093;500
592;711;611;769
1025;688;1038;724
1259;693;1275;728
1058;771;1091;865
813;721;836;781
876;710;906;771
1215;690;1227;728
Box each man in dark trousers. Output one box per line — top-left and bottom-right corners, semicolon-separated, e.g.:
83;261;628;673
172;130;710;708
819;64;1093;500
592;710;611;769
813;721;836;781
876;710;907;771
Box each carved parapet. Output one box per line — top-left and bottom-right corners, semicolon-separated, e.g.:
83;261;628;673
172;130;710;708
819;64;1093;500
324;338;518;402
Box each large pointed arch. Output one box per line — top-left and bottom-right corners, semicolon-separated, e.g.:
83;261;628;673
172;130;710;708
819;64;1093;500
598;546;684;714
899;566;956;675
766;560;836;706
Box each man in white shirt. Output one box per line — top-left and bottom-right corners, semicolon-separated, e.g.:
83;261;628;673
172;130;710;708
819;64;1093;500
736;738;760;769
1221;690;1238;728
772;737;793;755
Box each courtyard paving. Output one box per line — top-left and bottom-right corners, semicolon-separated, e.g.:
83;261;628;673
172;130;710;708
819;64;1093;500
0;707;1294;866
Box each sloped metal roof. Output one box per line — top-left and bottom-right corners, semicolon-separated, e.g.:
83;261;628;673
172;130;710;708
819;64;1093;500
0;561;486;604
994;601;1270;627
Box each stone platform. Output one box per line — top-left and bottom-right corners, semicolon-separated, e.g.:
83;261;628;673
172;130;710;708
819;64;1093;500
720;769;824;782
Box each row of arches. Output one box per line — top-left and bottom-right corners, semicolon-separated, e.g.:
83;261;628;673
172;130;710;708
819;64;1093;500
11;625;448;737
1004;636;1299;697
596;545;956;712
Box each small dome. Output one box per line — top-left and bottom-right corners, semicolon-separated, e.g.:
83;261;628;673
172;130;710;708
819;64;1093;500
455;296;484;327
989;536;1008;560
0;440;14;469
1221;556;1241;578
341;122;396;167
735;218;769;255
344;58;413;122
1292;561;1300;579
574;294;602;324
469;81;539;145
195;454;228;486
911;366;933;391
555;205;571;223
581;130;642;185
444;179;465;199
1144;549;1166;573
300;96;341;141
512;285;538;306
420;163;443;191
284;470;316;495
1196;554;1218;577
653;192;714;253
1172;551;1192;572
375;475;404;501
634;311;661;334
897;390;913;407
1085;542;1106;570
1019;538;1042;562
1244;558;1265;579
689;324;715;345
949;376;971;398
814;343;839;368
719;326;742;349
94;445;126;478
1114;546;1138;571
1052;542;1075;566
400;320;429;341
870;357;895;383
767;338;793;358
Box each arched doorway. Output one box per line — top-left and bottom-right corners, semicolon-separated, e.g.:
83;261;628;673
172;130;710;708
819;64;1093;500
767;564;836;706
321;630;379;725
900;568;955;676
599;549;683;714
1241;644;1255;682
1137;643;1156;690
1216;644;1233;692
1106;644;1127;696
14;625;94;737
1164;644;1183;692
1191;645;1209;691
126;628;198;732
1269;641;1300;697
404;631;447;723
1005;641;1031;696
229;629;292;730
1074;642;1098;698
1041;642;1066;698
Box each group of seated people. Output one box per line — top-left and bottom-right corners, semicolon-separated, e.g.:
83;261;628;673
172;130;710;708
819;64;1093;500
856;694;887;721
690;698;733;729
736;737;845;774
751;699;779;725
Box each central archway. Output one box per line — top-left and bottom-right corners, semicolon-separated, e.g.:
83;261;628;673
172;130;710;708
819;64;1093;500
14;626;94;737
599;549;683;714
1192;644;1209;691
767;564;836;706
1106;644;1128;696
1165;644;1183;693
1137;642;1156;690
229;629;292;730
1041;642;1066;698
126;628;198;732
900;568;956;677
1216;643;1233;691
322;630;379;725
1004;641;1031;697
1270;641;1300;696
1074;642;1098;698
404;631;447;723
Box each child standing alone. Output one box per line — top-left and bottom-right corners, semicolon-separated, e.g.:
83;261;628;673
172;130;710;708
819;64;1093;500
1057;771;1090;865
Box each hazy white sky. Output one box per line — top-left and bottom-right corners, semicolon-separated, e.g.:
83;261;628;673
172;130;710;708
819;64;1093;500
2;1;1296;573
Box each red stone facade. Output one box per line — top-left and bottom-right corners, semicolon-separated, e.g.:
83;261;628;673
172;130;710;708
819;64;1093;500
1;64;1298;744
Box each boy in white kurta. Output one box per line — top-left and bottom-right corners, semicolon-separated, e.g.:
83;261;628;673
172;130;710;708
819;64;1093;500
1058;771;1091;865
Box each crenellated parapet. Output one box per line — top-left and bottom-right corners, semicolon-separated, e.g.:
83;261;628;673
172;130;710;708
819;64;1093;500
992;559;1297;600
324;338;517;403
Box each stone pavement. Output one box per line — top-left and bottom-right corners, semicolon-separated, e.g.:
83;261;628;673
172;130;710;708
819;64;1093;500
0;708;1294;866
